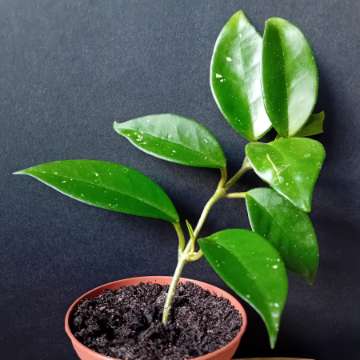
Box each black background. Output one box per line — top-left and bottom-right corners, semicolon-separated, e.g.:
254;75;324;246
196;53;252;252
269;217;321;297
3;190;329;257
1;1;359;359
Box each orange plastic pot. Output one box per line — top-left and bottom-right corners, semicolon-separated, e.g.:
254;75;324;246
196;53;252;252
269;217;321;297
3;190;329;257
65;276;247;360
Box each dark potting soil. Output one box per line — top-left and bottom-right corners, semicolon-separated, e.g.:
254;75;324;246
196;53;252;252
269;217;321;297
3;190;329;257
71;282;242;360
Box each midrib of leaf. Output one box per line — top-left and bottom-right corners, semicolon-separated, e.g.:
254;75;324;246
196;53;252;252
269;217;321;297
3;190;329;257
28;170;175;220
248;193;317;280
249;195;312;279
205;238;279;320
236;22;263;139
268;142;303;202
247;193;278;230
277;30;290;136
246;193;288;252
204;238;282;346
122;129;222;167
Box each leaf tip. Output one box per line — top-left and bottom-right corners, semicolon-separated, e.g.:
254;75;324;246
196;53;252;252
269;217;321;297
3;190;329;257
307;278;315;286
306;270;317;286
233;9;246;20
113;121;129;138
113;121;120;131
266;16;287;28
13;169;25;175
268;317;281;349
269;334;277;349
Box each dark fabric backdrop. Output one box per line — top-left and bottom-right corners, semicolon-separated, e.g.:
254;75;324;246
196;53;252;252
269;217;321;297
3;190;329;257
1;1;359;359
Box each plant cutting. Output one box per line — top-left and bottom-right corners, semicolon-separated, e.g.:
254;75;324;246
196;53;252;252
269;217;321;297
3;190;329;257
15;10;325;360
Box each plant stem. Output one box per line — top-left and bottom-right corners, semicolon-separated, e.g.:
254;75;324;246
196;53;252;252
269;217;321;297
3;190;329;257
224;157;251;190
162;159;251;325
173;222;185;252
162;176;225;325
192;187;225;239
226;192;247;199
162;246;189;324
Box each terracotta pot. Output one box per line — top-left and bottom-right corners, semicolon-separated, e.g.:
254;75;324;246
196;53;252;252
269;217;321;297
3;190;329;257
65;276;248;360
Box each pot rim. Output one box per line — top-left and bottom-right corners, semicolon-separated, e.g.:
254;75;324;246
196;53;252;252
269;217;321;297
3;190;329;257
65;276;247;360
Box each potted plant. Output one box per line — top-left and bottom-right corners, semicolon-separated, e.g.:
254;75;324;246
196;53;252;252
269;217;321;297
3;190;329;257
14;10;325;360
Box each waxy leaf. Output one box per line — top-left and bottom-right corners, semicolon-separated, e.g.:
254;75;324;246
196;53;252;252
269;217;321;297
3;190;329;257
262;17;318;137
246;188;319;283
199;229;288;348
296;111;325;137
114;114;226;169
15;160;179;223
246;138;325;212
210;11;271;141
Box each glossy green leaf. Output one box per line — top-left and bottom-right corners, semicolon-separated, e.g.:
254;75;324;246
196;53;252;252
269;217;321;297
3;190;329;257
210;11;271;141
296;111;325;137
114;114;226;169
262;17;318;137
246;188;319;283
246;138;325;212
14;160;179;222
199;229;288;348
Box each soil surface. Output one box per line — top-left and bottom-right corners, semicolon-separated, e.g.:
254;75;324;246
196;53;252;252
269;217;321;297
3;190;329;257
71;282;242;359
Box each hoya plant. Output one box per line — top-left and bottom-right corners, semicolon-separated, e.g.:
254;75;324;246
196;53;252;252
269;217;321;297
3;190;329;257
15;11;325;348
